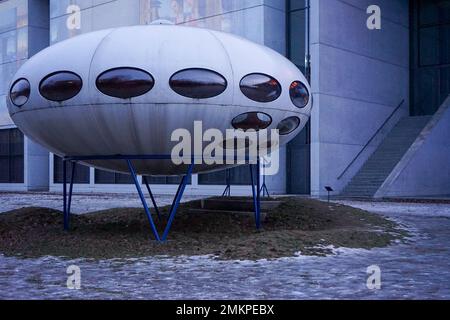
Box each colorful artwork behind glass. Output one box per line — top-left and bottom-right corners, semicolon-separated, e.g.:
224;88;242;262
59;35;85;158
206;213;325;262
140;0;231;32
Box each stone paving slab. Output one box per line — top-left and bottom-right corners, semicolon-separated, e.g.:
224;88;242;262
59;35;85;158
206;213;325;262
0;193;449;299
0;192;204;214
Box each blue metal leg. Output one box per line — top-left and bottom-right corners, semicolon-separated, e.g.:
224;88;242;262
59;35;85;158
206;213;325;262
162;163;194;241
127;160;161;241
256;158;261;229
222;169;231;197
63;160;69;231
143;176;162;220
67;162;76;221
250;164;258;226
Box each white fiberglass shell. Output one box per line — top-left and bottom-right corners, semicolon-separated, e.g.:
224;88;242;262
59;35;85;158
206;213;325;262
7;25;311;175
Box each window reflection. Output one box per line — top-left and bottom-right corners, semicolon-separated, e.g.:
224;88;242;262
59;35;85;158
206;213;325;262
277;116;301;135
9;78;30;107
289;80;309;108
170;68;227;99
0;128;24;183
39;71;83;102
96;67;155;99
139;0;233;30
231;112;272;131
240;73;282;103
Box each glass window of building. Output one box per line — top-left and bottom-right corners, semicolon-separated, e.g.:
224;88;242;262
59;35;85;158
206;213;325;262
0;128;24;183
411;0;450;115
286;0;311;195
95;170;134;184
198;166;257;186
53;155;90;184
144;175;191;185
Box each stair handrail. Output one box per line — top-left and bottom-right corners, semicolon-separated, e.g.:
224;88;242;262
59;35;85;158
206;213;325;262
337;99;405;180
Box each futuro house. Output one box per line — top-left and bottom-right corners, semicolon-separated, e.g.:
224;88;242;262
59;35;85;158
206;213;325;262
7;25;312;176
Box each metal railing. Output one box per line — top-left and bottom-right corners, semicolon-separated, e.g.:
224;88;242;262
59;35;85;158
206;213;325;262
337;99;405;180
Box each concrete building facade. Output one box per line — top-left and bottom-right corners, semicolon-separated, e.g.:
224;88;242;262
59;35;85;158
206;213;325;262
0;0;449;197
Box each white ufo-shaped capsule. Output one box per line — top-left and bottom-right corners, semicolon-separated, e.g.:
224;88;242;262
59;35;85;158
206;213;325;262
7;25;312;176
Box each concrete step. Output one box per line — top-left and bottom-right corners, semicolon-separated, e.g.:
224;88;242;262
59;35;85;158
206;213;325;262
187;208;267;220
191;198;281;212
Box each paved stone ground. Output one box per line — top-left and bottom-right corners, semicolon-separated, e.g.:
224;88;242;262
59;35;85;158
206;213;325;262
0;193;449;299
0;192;203;214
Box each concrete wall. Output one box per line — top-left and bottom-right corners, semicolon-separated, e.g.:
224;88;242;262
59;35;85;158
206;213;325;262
24;0;50;191
377;96;450;198
309;0;410;197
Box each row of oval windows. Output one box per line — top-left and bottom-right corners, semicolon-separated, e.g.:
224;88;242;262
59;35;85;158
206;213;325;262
10;67;310;108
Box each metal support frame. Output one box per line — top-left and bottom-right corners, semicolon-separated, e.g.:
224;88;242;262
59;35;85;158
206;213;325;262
142;176;161;220
259;158;269;198
127;160;161;241
61;154;262;240
63;160;76;231
221;169;231;197
250;159;262;230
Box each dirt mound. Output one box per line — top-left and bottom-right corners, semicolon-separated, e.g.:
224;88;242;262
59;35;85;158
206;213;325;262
0;197;406;260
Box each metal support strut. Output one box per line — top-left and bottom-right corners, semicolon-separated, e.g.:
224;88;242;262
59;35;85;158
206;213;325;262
63;160;76;231
162;163;194;241
260;159;269;198
221;169;231;197
127;160;161;241
126;160;194;242
62;154;261;240
250;159;262;230
142;176;162;220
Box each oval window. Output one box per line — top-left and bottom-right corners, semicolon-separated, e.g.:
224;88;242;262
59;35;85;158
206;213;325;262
10;78;30;107
96;67;154;99
231;112;272;131
290;81;309;108
39;71;82;102
277;116;301;135
170;68;227;99
240;73;281;103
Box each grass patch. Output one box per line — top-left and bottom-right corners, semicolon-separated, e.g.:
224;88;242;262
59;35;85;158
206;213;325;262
0;197;407;260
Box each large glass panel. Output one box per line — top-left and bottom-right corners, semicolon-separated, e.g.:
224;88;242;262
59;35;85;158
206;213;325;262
411;0;450;116
419;0;450;26
95;169;133;184
0;28;28;65
144;175;192;185
53;155;90;184
198;166;257;186
0;128;24;183
288;9;306;72
286;0;311;195
419;25;450;66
